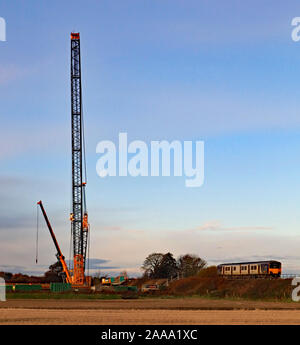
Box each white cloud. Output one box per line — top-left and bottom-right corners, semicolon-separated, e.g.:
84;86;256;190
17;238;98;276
0;64;27;85
0;124;67;160
194;220;273;232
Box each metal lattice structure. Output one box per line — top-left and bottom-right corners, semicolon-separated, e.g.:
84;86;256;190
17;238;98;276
70;33;88;285
37;33;90;287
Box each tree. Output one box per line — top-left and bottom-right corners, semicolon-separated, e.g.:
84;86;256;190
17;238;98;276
158;252;178;279
93;270;104;279
177;254;207;278
0;272;12;281
44;261;64;283
141;253;164;278
141;252;178;279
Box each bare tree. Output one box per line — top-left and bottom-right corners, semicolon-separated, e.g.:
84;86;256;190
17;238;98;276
177;254;207;278
93;270;102;279
141;253;164;278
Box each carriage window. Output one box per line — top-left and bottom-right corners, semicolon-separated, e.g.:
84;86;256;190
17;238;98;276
233;267;236;271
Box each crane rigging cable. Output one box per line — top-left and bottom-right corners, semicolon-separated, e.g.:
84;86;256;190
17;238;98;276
36;204;39;264
82;103;88;186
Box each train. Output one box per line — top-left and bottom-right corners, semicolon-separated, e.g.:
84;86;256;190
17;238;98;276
217;260;282;279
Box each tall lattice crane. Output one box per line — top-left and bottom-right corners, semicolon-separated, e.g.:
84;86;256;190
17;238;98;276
69;32;89;285
37;33;90;287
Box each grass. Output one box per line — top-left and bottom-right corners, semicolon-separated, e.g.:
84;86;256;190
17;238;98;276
139;293;296;303
6;292;122;300
5;291;298;303
165;274;294;301
7;292;297;303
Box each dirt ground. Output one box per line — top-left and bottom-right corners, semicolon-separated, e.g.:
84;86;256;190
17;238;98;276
1;298;300;324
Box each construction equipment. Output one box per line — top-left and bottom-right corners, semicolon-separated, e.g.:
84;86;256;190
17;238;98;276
69;32;89;285
101;275;128;286
37;33;90;287
37;200;72;284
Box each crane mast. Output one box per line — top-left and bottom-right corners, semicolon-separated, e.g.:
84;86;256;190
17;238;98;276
37;33;89;287
70;32;89;285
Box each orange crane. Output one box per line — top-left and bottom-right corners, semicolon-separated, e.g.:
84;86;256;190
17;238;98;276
37;200;72;284
37;33;90;287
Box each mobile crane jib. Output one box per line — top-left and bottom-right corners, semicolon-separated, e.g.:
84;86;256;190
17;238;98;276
37;201;72;284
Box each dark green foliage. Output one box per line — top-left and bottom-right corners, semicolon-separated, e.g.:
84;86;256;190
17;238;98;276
142;252;178;279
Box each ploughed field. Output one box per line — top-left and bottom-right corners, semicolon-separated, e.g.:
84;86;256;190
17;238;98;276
1;298;300;325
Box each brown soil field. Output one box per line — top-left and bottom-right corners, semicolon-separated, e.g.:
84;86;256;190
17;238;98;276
1;298;300;324
2;308;300;325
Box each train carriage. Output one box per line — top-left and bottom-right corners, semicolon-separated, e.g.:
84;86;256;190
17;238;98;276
217;260;281;279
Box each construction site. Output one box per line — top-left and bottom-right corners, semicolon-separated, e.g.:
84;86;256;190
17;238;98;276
0;30;300;325
2;3;300;330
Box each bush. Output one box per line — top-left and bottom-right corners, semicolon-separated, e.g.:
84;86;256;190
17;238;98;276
166;271;292;301
198;266;218;278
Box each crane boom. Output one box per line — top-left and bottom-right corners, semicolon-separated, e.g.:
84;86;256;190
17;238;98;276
37;201;72;284
70;32;89;285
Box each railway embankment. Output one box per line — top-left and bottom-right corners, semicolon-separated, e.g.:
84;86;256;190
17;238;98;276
164;275;293;300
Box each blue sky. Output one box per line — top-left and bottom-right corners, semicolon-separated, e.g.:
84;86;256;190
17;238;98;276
1;1;300;276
